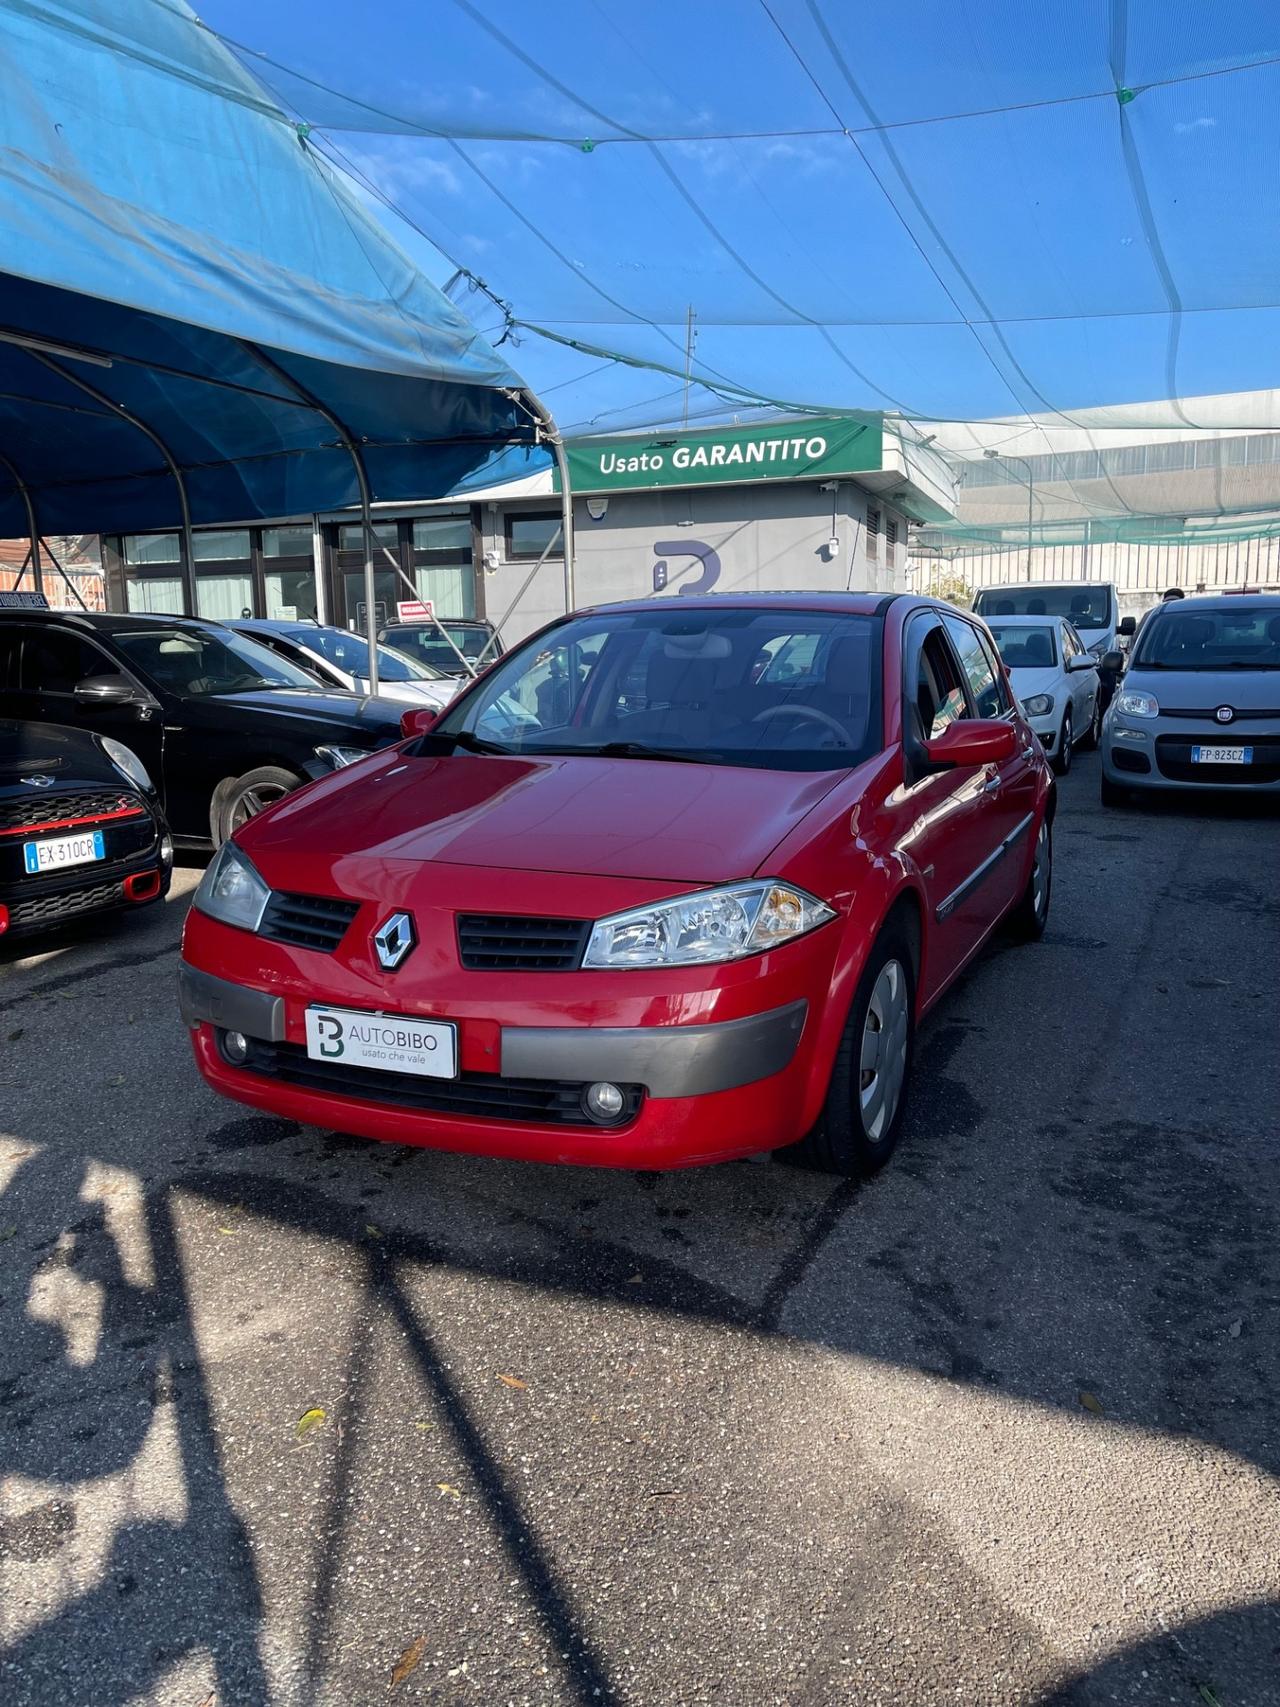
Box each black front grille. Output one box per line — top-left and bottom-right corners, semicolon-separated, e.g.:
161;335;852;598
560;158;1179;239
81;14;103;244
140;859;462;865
457;913;591;971
7;878;124;928
1161;706;1280;720
235;1036;642;1128
1155;733;1280;784
259;891;360;953
0;788;139;832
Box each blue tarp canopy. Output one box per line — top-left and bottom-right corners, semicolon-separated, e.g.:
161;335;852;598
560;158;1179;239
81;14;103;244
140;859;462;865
0;0;542;543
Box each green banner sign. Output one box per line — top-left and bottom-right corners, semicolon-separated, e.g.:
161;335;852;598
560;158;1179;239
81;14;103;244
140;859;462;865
558;413;883;494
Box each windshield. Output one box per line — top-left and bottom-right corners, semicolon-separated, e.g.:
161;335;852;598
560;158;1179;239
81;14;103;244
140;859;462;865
976;586;1112;630
1132;606;1280;671
429;608;883;772
383;623;500;674
286;627;435;683
988;623;1058;669
114;627;318;696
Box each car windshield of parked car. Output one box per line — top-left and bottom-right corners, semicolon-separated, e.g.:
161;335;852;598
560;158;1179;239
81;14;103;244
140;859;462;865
429;608;881;771
1132;606;1280;670
113;628;319;696
988;623;1058;669
977;587;1111;629
383;623;496;674
286;627;434;683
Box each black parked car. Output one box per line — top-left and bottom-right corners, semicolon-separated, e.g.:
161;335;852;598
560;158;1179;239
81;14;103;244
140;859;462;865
0;717;171;938
0;612;404;847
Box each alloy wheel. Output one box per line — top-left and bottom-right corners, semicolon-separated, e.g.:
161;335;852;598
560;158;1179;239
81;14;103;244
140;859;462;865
1031;819;1051;923
228;780;291;833
859;958;910;1142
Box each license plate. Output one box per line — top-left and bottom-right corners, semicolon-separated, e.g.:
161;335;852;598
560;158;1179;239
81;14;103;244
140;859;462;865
23;829;105;874
304;1005;457;1079
1191;745;1251;765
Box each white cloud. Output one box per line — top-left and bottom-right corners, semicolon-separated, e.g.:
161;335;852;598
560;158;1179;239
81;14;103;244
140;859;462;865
1174;116;1217;134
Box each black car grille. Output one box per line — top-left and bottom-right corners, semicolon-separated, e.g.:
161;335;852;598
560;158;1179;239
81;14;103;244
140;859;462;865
1155;733;1280;784
235;1036;643;1128
259;891;360;953
0;788;140;833
457;913;591;971
7;878;124;928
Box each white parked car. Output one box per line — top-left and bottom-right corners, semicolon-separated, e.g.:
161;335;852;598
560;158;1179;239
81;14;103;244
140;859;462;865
986;613;1101;774
230;620;458;712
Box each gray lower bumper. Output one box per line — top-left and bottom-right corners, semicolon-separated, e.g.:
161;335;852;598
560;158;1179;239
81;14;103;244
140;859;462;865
179;961;807;1100
501;1000;807;1098
179;962;285;1042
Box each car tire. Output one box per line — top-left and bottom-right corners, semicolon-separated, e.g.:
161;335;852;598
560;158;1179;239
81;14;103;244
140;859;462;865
1052;709;1072;774
1080;695;1102;750
212;766;304;845
1008;814;1052;943
788;924;915;1177
1100;774;1130;809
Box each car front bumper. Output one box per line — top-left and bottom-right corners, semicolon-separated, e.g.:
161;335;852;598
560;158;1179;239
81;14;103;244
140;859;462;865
178;951;823;1169
1102;713;1280;791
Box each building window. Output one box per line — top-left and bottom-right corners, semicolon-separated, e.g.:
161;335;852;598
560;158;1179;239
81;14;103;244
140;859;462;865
505;511;563;561
125;577;184;614
412;515;474;620
886;517;898;569
866;507;880;563
337;521;398;556
262;525;314;559
192;529;251;562
123;533;180;566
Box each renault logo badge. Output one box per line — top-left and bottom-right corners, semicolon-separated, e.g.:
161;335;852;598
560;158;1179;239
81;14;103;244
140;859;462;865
1215;705;1235;724
373;912;416;971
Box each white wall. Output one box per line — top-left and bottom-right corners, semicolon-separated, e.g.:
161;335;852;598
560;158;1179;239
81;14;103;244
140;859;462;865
481;480;906;646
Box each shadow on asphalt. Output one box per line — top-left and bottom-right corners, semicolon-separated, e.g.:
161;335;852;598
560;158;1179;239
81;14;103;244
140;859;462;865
1;772;1277;1704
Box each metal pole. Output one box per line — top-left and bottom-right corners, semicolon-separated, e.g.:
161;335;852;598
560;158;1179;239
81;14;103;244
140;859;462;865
519;386;575;613
27;351;196;615
0;449;44;597
236;342;382;694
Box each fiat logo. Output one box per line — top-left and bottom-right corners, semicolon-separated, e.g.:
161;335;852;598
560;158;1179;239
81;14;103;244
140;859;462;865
372;912;416;971
1214;705;1235;724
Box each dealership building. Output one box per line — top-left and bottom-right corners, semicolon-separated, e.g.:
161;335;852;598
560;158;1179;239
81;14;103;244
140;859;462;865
93;413;956;644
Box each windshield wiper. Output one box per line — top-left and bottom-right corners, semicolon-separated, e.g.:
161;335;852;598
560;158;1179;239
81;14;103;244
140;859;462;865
581;741;709;764
447;729;514;755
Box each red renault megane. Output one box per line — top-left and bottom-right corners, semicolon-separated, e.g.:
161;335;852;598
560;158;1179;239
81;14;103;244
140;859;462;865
179;595;1053;1173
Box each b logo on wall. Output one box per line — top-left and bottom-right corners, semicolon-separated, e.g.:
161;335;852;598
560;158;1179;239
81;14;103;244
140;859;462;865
652;540;721;596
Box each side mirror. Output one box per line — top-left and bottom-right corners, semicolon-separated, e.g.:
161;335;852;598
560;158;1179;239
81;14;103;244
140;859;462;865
924;718;1016;771
1118;615;1137;637
1099;650;1124;674
1067;653;1097;672
74;676;146;708
399;707;441;739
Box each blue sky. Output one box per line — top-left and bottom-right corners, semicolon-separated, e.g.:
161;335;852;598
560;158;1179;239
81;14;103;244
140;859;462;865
199;0;1280;434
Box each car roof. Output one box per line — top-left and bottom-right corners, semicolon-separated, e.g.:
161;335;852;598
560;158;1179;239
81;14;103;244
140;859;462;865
0;609;214;633
975;580;1116;593
573;591;897;619
1149;593;1280;612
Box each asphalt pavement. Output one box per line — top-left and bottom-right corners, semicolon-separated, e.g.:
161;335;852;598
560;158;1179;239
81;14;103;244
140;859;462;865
1;753;1277;1707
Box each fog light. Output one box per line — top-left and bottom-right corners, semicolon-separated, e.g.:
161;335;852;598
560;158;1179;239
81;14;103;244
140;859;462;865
223;1029;249;1064
583;1080;625;1124
160;833;174;866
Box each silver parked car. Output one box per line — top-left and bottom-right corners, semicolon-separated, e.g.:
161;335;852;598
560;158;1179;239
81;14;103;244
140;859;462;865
986;613;1101;774
1100;595;1280;804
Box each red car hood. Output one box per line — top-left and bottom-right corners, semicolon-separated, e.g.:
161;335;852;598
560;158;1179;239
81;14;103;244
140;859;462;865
248;750;849;883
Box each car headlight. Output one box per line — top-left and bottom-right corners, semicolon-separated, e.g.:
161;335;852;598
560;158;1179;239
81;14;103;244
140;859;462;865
100;736;153;793
314;743;370;770
1115;690;1159;718
193;842;270;932
1022;694;1054;717
583;881;835;970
